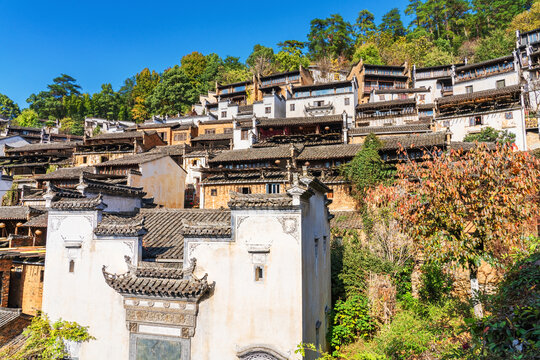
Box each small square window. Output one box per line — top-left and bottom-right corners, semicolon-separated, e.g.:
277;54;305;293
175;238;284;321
327;190;334;199
40;270;44;282
496;79;506;89
466;85;473;94
210;189;217;196
265;106;271;114
241;129;249;140
221;111;227;118
344;98;350;106
379;95;385;101
238;187;251;194
224;128;233;134
290;103;295;111
419;94;426;100
505;112;513;119
205;129;216;134
255;266;264;281
69;260;75;273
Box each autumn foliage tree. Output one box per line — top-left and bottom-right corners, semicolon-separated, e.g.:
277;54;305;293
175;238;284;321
370;144;539;317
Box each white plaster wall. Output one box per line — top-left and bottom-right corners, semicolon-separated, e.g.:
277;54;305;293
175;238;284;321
98;194;141;213
188;210;304;360
253;94;286;119
218;100;237;120
42;210;137;360
286;93;355;120
435;108;526;150
300;192;332;358
453;72;519;95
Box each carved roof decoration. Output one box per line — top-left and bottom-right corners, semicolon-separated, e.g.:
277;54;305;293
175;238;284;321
78;174;146;198
181;219;231;238
102;257;212;300
50;193;107;210
94;214;147;237
228;191;294;209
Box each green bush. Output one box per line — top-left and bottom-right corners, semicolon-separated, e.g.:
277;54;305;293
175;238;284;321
419;262;453;304
466;252;540;359
330;294;377;351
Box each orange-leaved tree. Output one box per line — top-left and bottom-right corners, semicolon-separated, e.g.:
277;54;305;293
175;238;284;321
369;143;539;317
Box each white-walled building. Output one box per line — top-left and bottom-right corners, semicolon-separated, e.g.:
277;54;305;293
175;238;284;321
434;85;527;150
41;175;331;360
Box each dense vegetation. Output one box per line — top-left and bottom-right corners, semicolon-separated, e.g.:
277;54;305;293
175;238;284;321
303;139;540;359
1;0;539;133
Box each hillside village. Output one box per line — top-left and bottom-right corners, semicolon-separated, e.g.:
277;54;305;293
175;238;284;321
0;19;538;360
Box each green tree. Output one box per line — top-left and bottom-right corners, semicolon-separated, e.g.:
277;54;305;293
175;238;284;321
352;43;384;65
341;134;392;201
147;65;192;116
472;0;533;36
463;126;516;145
508;0;540;33
246;44;275;69
0;93;21;119
0;313;94;359
92;83;119;119
379;8;406;39
307;14;355;60
131;68;160;122
275;40;310;72
27;74;82;120
355;10;377;42
474;29;515;62
13;109;40;128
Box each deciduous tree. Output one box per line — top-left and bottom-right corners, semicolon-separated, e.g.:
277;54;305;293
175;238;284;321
371;145;539;317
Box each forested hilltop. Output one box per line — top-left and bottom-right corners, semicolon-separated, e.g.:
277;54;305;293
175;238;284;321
1;0;540;133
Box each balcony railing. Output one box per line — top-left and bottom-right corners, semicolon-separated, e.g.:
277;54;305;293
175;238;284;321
526;117;539;129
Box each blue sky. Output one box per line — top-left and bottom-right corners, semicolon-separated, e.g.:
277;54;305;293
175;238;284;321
0;0;410;108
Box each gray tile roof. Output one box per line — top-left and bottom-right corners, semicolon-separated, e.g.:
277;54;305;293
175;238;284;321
0;206;37;220
437;85;520;106
94;214;146;237
456;55;514;72
21;213;48;228
296;144;362;161
139;208;230;260
102;258;211;300
35;166;96;180
5;141;79;153
228;192;293;209
80;176;146;197
0;309;21;328
209;145;295;163
51;194;107;210
94;152;167;167
257;115;342;127
349;123;431;136
379;132;446;150
191;133;233;142
330;211;363;230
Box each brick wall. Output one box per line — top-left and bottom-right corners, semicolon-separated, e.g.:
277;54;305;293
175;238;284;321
327;184;357;211
0;259;12;307
8;264;43;316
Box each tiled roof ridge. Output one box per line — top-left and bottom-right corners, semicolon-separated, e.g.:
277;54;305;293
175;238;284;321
228;191;293;209
436;85;520;106
94;216;147;237
181;219;231;237
50;193;107;210
79;174;146;197
102;257;212;300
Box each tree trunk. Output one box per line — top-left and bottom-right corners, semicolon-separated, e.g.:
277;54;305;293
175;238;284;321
469;262;484;318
